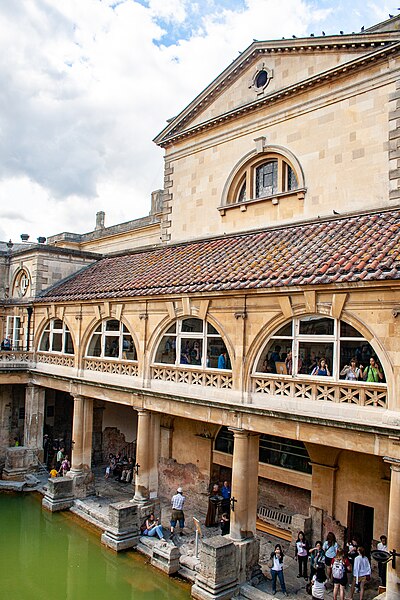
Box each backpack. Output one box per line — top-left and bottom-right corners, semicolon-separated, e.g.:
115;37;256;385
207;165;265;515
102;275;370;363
332;559;345;580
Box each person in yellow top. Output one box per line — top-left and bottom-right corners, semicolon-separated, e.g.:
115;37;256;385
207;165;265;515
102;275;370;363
49;468;58;478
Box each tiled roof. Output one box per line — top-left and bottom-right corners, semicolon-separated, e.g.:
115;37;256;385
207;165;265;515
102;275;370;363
39;210;400;302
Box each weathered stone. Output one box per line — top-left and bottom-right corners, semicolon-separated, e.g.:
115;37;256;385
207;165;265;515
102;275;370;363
67;468;95;499
42;477;74;512
234;537;262;585
2;446;38;480
192;535;238;600
151;540;181;575
101;501;140;552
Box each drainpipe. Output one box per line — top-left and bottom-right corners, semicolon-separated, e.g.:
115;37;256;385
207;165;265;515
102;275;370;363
26;306;33;351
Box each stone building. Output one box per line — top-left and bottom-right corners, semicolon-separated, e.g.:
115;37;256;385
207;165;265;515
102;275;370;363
1;14;400;600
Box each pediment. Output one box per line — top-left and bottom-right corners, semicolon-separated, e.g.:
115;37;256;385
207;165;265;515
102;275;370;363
154;20;400;147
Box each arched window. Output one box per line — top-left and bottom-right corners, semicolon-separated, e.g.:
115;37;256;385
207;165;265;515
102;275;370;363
254;316;385;383
39;319;74;354
154;317;231;370
86;319;137;361
224;149;303;207
214;427;311;474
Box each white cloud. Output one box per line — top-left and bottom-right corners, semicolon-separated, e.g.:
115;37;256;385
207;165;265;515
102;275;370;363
0;0;396;242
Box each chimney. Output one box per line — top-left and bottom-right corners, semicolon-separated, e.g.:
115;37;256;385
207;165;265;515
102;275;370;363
37;237;46;244
95;211;105;230
20;234;30;242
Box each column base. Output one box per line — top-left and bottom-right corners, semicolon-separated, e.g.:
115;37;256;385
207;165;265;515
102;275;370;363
192;536;238;600
101;500;140;552
42;477;74;512
233;537;262;585
67;468;95;498
2;447;38;481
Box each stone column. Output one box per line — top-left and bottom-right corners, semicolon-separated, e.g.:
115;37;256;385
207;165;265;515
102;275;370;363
148;412;160;499
68;394;94;498
384;457;400;600
134;409;151;502
23;383;45;458
70;395;84;475
0;385;13;464
229;428;259;541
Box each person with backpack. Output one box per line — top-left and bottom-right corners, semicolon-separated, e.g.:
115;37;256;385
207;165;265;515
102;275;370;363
331;548;351;600
362;356;383;383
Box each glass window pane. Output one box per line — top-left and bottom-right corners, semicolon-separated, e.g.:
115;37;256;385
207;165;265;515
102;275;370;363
53;319;63;330
154;336;176;364
214;427;234;454
207;338;231;369
87;334;101;357
122;324;129;332
298;342;333;375
180;338;202;366
274;322;293;337
340;321;364;338
286;164;298;191
256;339;292;374
259;435;311;474
181;318;203;333
207;323;219;335
256;160;278;198
165;323;177;334
122;335;137;360
339;341;385;381
64;332;74;355
106;319;120;332
39;330;50;351
237;181;246;202
105;336;119;358
52;333;62;353
94;324;102;333
299;316;334;336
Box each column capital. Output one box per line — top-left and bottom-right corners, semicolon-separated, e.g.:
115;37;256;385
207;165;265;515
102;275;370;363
135;408;150;417
384;456;400;472
71;393;86;401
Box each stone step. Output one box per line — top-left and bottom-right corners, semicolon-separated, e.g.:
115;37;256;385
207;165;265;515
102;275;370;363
240;583;275;600
0;480;26;491
70;504;109;531
73;499;110;526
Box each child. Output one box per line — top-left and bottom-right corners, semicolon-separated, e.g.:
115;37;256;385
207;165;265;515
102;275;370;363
60;455;70;476
49;468;58;478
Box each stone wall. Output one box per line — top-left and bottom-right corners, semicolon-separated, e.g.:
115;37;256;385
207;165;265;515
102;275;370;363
258;477;311;516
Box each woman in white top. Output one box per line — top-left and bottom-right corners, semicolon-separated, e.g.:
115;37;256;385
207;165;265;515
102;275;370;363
311;567;326;600
270;544;288;596
351;547;371;600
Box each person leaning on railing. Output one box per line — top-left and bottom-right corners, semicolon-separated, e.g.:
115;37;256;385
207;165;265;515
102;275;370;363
362;357;384;383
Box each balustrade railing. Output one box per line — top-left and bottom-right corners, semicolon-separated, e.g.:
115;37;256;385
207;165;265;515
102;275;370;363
151;365;233;389
83;357;139;377
252;374;387;408
0;350;35;367
37;352;75;368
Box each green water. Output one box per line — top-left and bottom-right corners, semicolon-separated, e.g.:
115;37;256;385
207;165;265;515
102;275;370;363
0;493;190;600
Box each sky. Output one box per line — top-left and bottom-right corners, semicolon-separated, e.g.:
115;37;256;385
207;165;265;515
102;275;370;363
0;0;396;243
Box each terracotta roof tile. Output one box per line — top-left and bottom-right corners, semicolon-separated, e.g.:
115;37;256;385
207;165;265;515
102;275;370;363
39;210;400;303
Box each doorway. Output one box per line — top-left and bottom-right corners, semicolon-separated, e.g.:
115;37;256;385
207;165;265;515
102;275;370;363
348;502;374;554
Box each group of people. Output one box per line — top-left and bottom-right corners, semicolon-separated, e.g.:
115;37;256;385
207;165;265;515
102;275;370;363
205;480;231;534
270;531;386;599
105;452;135;483
264;344;384;383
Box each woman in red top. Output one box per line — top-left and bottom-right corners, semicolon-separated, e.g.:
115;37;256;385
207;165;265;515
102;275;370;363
331;548;351;600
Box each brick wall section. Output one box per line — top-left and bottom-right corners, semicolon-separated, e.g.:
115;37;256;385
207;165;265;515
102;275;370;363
389;78;400;201
258;477;311;517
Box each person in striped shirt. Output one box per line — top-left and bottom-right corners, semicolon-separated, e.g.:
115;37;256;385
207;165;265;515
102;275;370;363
170;487;186;537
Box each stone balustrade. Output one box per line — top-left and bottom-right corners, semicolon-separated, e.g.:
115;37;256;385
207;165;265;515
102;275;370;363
37;352;75;368
0;351;35;368
83;357;138;376
251;374;387;408
151;365;233;389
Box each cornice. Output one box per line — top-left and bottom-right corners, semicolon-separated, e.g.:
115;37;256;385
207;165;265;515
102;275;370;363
155;38;400;148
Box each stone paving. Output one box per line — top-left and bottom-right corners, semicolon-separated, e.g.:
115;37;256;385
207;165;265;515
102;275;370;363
91;469;382;599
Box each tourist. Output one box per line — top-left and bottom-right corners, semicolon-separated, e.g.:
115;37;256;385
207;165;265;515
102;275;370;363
323;532;338;581
331;548;351;600
218;350;227;369
220;512;230;536
363;356;383;382
170;486;185;537
309;541;325;580
310;566;326;600
377;535;388;587
49;467;58;478
269;345;281;373
1;336;11;350
59;455;70;476
13;436;19;447
220;480;231;512
270;544;288;596
56;446;65;471
142;513;166;541
340;358;363;381
295;530;309;579
120;457;134;483
43;434;50;465
105;453;116;479
312;357;331;376
205;483;222;527
350;547;371;600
